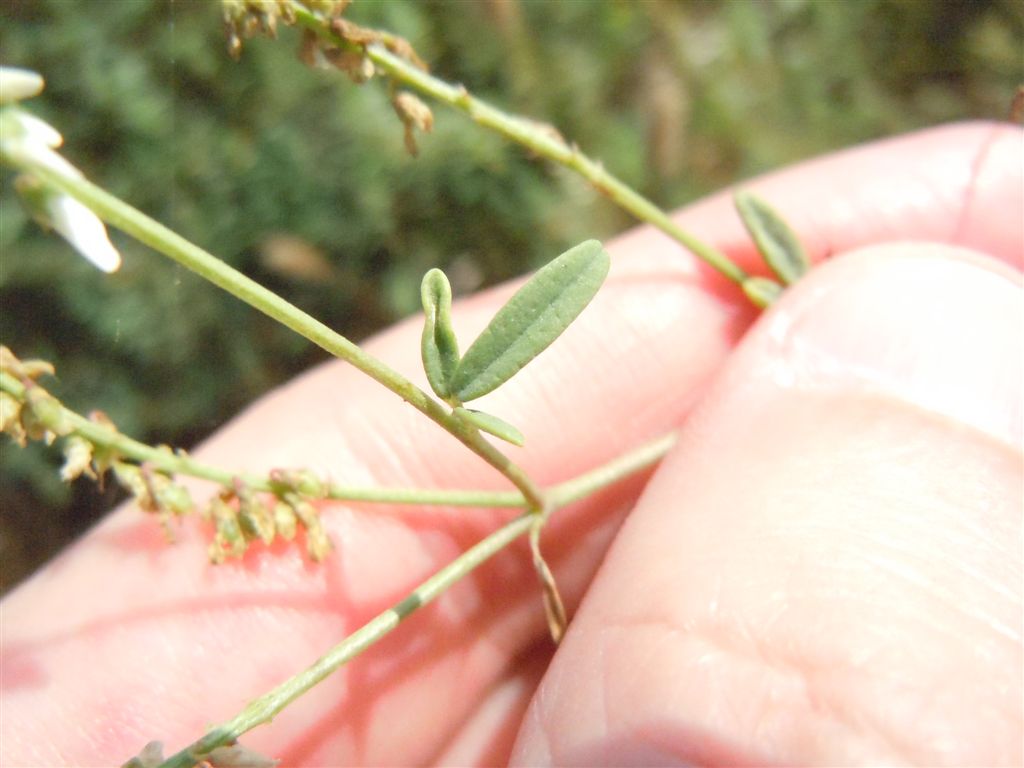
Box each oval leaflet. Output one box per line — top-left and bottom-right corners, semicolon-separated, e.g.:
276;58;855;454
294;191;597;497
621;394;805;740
734;190;810;286
451;239;610;402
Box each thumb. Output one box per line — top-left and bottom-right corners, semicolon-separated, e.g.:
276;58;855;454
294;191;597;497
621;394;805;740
511;244;1022;766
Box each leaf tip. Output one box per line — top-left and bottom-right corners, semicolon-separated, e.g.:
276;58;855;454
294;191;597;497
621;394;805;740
734;189;809;286
455;407;525;447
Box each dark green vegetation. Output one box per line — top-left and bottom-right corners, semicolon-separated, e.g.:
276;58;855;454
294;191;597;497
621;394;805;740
1;0;1020;591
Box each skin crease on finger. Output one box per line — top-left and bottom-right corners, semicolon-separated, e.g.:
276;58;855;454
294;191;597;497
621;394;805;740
0;122;1020;766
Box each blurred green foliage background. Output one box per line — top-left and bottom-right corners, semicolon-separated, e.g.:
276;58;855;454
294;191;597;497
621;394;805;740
1;0;1020;592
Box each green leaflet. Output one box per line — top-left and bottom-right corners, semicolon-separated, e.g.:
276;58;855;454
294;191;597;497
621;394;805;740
455;407;525;446
734;191;810;286
451;240;610;402
420;268;460;400
742;275;783;308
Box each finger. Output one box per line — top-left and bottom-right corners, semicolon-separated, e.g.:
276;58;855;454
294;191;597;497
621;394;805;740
512;244;1022;766
636;119;1023;293
430;648;550;767
2;123;1019;766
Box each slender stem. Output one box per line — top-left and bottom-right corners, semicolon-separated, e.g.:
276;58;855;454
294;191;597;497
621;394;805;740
7;9;703;760
0;371;526;509
154;429;674;768
0;150;544;511
547;431;676;510
157;511;536;768
288;3;749;288
5;368;677;515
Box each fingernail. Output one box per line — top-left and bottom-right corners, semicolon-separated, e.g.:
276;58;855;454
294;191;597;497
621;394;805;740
752;245;1022;446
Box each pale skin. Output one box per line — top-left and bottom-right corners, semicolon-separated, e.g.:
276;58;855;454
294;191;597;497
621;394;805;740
1;121;1020;766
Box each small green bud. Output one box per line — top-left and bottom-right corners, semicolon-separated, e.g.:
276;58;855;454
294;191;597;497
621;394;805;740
292;500;332;561
273;501;297;541
269;468;325;498
294;470;325;498
306;525;332;562
154;481;193;516
239;494;275;545
208;495;246;563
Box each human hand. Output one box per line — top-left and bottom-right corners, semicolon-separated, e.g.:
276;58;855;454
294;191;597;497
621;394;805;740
2;121;1020;766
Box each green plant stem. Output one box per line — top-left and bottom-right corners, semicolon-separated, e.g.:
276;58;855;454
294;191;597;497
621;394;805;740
4;368;676;512
0;371;525;509
289;3;749;288
548;431;676;509
157;513;534;768
0;150;544;511
154;430;674;768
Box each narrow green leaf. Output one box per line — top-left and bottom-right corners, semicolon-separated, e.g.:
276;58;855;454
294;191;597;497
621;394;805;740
742;275;783;308
451;240;610;402
734;191;810;285
455;407;525;446
420;268;460;399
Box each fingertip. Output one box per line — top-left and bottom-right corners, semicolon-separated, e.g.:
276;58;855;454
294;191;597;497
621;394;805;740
744;242;1023;447
513;243;1022;767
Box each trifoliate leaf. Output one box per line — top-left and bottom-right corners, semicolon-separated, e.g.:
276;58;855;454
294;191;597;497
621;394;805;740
420;268;460;400
734;191;809;285
454;407;525;446
451;240;610;402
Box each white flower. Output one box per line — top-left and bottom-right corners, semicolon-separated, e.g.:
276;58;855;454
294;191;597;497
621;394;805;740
2;108;81;180
0;70;122;274
0;67;44;104
11;109;63;149
45;193;121;273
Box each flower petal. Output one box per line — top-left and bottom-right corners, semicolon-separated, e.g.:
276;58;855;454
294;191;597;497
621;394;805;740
12;110;63;148
47;194;122;273
0;67;44;104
